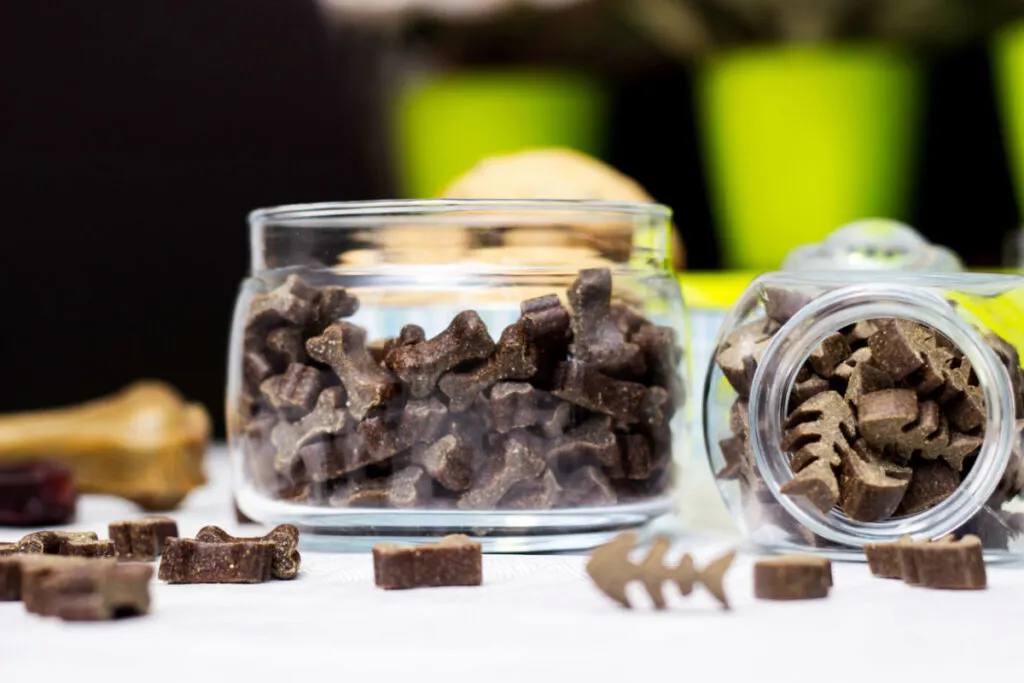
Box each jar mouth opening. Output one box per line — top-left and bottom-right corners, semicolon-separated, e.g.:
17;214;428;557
748;283;1015;547
248;199;673;225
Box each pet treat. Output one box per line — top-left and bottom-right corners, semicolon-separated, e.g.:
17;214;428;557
237;269;682;513
195;525;300;580
753;556;832;600
373;535;482;590
0;460;76;526
61;539;116;559
585;533;735;610
29;562;153;621
108;517;179;561
913;535;987;589
158;537;275;584
16;531;98;555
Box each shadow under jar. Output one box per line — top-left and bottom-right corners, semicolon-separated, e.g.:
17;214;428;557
229;200;687;552
705;272;1024;561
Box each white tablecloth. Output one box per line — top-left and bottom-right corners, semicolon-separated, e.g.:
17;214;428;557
2;448;1022;680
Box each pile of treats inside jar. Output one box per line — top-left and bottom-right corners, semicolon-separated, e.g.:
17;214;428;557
716;288;1024;545
237;267;684;511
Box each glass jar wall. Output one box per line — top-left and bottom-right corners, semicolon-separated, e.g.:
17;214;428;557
229;200;688;552
704;272;1024;560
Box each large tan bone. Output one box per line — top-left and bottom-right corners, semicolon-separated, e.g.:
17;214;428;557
0;381;209;511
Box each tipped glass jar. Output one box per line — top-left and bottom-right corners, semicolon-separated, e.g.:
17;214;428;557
705;272;1024;559
229;200;688;552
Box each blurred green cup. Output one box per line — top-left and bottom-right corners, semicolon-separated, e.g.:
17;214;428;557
395;69;608;198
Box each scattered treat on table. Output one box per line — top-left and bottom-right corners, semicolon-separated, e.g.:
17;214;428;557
109;517;179;562
18;556;117;611
713;306;1012;550
16;530;99;555
753;556;832;601
28;561;152;621
0;460;76;526
0;543;18;558
0;556;24;600
158;537;274;584
373;535;482;590
0;381;209;511
866;535;984;589
61;539;116;559
195;525;301;580
234;268;682;512
585;532;735;610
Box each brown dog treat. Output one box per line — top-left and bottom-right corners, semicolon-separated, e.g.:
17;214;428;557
373;535;482;590
545;416;620;472
311;285;360;332
520;294;572;381
0;543;17;558
108;517;179;562
439;319;538;412
270;387;348;474
763;287;811;324
259;363;323;420
567;268;645;378
947;385;986;433
18;556;118;612
857;389;919;449
195;524;301;580
780;458;839;513
585;533;735;610
552;360;647;424
413;435;474;492
385;311;495;399
159;538;274;584
716;434;747;480
792;374;830;407
330;466;434;509
809;333;851;379
896;460;960;516
265;327;307;367
243;350;275;393
844;363;894;405
458;433;546;510
868;319;927;381
631;323;686;408
730;398;750;436
246;274;316;332
381;324;427;360
500;469;563;509
753;556;832;601
894;401;942;458
897;535;956;585
834;346;873;382
782;391;856;470
17;531;98;555
61;539;116;559
489;382;541;433
985;332;1024;415
845;320;878;349
31;562;153;621
839;448;909;522
715;318;775;397
561;466;618;507
914;535;986;589
865;537;912;578
853;439;912;480
307;322;398;419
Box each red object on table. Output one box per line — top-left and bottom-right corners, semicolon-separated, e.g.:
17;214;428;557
0;460;77;526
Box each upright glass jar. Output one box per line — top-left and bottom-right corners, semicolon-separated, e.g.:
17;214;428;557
229;200;688;551
704;271;1024;560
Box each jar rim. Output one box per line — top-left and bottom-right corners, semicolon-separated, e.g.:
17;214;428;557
248;198;673;225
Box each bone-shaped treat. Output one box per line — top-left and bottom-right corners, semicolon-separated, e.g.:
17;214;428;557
808;332;851;379
386;311;495;398
271;387;348;475
896;460;960;516
562;465;617;507
438;320;538;412
457;433;546;510
330;466;433;509
867;535;985;589
357;396;450;464
488;383;571;437
521;294;571;381
381;324;426;360
307;322;398;419
159;538;275;584
413;435;474;492
265;327;307;366
195;524;300;580
17;531;98;555
500;469;562;509
567;268;645;378
631;323;686;408
586;533;735;610
0;381;209;511
311;286;360;332
246;274;317;332
260;363;323;419
545;416;620;472
552;360;646;424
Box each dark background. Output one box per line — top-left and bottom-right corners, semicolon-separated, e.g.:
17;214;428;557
0;1;1017;435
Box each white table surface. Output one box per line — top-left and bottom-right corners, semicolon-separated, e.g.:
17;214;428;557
2;447;1022;680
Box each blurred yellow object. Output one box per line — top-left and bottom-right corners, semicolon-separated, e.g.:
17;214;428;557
0;381;209;511
440;147;686;269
